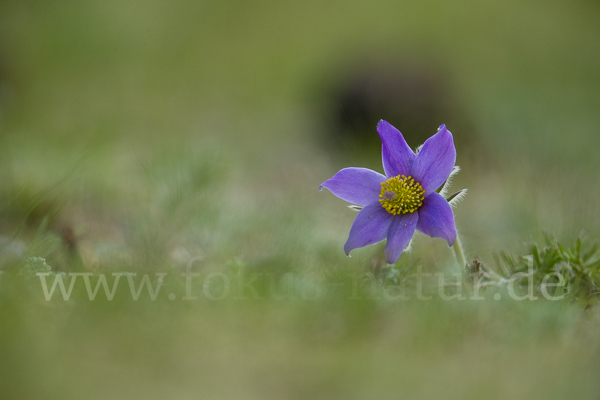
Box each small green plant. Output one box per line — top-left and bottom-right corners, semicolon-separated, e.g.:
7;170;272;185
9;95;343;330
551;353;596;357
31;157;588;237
22;256;52;274
471;235;600;308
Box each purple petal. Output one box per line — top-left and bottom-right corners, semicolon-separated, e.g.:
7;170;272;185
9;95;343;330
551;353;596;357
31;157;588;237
344;202;394;256
377;120;416;178
384;212;419;264
320;167;386;206
416;192;456;246
411;124;456;196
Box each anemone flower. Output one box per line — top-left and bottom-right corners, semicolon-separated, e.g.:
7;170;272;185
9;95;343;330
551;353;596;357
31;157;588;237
320;120;459;264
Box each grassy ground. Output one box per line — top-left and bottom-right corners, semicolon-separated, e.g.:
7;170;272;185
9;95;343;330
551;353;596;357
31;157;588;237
1;0;600;398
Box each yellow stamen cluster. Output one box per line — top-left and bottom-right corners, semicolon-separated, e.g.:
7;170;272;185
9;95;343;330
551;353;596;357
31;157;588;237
379;175;425;215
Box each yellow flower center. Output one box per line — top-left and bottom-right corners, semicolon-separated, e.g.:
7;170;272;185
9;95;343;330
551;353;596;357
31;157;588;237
379;175;425;215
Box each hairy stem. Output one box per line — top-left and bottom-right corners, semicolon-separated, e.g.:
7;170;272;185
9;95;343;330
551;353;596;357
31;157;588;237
453;233;467;269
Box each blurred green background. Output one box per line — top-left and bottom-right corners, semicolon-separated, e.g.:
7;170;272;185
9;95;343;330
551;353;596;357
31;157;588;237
1;0;600;399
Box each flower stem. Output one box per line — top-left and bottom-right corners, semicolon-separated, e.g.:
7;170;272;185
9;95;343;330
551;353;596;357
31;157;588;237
453;233;467;269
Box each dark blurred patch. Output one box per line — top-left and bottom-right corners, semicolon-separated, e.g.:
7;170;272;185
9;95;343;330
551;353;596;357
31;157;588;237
61;224;78;253
316;59;477;165
333;66;445;143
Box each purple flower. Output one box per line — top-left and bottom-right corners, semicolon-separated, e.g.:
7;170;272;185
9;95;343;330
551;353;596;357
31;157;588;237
320;120;457;264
